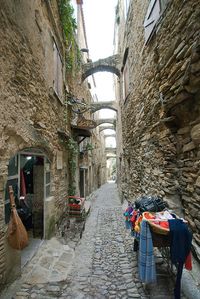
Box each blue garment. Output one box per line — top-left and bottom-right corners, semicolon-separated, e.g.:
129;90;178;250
169;219;192;264
139;220;156;283
169;219;192;299
125;219;131;229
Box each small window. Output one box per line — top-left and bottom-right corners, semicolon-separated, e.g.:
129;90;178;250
122;48;129;101
53;42;63;102
144;0;169;44
123;63;129;100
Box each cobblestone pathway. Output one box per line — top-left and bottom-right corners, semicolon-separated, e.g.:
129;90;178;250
1;183;188;299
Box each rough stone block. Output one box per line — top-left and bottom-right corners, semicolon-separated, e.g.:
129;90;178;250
195;176;200;188
191;123;200;144
182;142;196;152
177;126;190;135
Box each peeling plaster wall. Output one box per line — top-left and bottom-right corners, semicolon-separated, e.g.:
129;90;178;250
117;0;200;259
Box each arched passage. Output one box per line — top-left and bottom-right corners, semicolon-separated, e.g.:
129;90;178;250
91;101;118;113
99;126;116;132
96;119;116;126
82;54;121;81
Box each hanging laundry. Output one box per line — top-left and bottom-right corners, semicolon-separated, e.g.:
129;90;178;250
168;219;192;299
138;220;156;284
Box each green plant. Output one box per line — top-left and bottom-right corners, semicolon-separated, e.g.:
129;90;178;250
58;0;82;73
59;0;77;43
66;138;78;196
86;143;95;151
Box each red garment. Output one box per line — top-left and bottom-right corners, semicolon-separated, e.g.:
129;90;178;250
20;170;26;196
159;221;169;229
185;251;192;270
130;211;138;228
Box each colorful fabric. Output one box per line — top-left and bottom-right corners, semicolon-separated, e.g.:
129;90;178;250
135;215;143;233
139;220;156;283
130;210;138;228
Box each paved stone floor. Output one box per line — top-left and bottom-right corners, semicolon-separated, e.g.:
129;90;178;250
1;183;188;299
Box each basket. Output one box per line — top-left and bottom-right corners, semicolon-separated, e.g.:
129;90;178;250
143;212;169;235
150;227;170;247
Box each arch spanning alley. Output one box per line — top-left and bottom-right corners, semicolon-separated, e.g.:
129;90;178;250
104;134;116;138
96;119;116;126
91;101;118;113
99;126;115;132
82;55;121;81
106;155;116;159
105;147;116;154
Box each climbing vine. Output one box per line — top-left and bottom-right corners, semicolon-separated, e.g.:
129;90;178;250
58;0;82;73
66;138;78;196
85;143;95;151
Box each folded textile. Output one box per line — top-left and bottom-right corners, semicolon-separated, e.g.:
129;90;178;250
169;219;192;264
139;220;156;283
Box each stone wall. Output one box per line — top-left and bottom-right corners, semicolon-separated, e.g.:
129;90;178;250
0;0;107;288
0;0;70;287
117;0;200;259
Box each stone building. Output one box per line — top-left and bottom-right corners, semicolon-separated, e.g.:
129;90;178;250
70;0;107;196
115;0;200;261
0;0;106;288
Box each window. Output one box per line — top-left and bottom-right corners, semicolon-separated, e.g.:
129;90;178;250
144;0;169;44
122;48;129;101
53;41;63;101
123;63;129;100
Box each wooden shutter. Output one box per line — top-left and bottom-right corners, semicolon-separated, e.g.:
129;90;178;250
144;0;161;44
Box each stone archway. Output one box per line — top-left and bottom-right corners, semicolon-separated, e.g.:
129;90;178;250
99;126;116;132
96;119;116;127
90;101;118;113
82;54;121;81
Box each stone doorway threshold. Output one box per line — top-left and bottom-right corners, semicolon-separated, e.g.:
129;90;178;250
0;238;75;299
21;237;43;268
21;238;75;284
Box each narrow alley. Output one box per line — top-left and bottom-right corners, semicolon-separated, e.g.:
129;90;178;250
1;183;188;299
0;1;200;297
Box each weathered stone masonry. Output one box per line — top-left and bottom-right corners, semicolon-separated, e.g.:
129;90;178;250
118;0;200;260
0;0;70;286
0;0;108;287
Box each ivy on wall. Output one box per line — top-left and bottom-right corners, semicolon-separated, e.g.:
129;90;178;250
66;138;78;196
58;0;82;73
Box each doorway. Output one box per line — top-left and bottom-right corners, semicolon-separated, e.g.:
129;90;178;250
5;150;51;266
